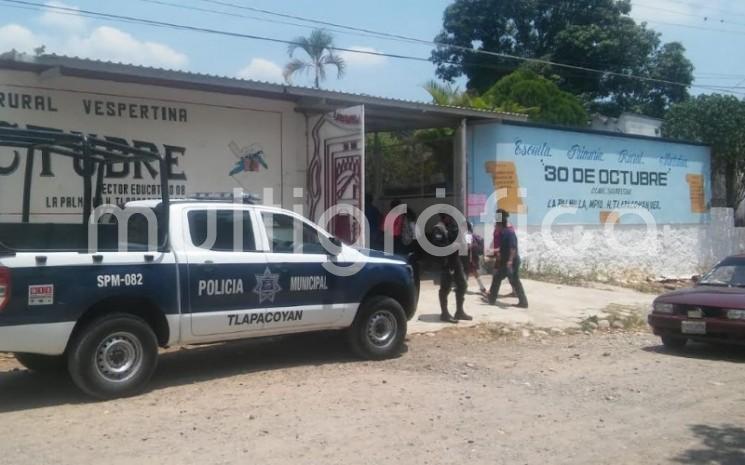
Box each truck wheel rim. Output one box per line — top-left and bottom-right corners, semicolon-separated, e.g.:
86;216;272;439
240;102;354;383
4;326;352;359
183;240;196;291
95;332;143;382
367;310;397;348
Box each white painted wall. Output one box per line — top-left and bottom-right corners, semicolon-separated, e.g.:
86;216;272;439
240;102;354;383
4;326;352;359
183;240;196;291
475;207;745;281
0;69;308;217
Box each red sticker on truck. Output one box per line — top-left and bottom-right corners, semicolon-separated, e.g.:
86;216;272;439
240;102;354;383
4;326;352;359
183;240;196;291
28;285;54;306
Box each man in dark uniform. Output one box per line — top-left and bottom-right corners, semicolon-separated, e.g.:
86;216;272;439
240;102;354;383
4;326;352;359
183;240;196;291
486;209;528;308
431;213;472;323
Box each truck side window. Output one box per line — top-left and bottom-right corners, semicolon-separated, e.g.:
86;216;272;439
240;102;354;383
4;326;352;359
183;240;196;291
261;212;325;254
188;210;256;252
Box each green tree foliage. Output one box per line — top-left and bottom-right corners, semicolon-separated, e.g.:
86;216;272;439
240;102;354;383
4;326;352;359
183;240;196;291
366;132;454;197
422;80;487;108
431;0;693;118
482;70;587;125
284;29;345;89
663;95;745;208
422;78;528;115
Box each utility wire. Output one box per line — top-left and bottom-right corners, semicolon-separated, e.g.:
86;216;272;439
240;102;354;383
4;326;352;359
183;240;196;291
178;0;745;91
646;19;745;37
636;0;745;20
2;0;745;95
633;3;745;30
193;0;431;46
136;0;412;44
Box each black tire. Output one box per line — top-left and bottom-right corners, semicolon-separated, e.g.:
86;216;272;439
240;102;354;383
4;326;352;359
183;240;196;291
14;353;67;374
348;296;407;360
67;313;158;399
661;335;688;350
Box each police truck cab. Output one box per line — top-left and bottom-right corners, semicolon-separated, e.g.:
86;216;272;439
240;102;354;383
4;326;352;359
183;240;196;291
0;128;417;399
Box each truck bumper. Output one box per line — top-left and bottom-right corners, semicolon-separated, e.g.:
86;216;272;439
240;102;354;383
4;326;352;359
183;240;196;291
0;322;75;355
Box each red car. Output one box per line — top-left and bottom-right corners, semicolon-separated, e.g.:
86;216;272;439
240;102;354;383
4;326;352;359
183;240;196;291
649;255;745;349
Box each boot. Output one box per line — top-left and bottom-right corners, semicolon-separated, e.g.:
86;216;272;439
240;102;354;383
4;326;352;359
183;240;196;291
439;293;458;324
454;296;473;321
440;311;458;323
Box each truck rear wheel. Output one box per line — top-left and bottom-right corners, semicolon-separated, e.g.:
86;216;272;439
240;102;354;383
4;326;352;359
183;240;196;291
348;296;407;360
14;353;67;374
67;313;158;399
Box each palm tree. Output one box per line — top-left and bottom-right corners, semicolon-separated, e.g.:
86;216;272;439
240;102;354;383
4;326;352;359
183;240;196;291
422;80;487;108
284;29;345;88
423;80;531;114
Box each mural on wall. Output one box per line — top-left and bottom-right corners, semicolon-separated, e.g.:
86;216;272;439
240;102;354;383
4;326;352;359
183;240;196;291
228;141;269;176
468;122;712;225
307;105;364;243
0;80;283;223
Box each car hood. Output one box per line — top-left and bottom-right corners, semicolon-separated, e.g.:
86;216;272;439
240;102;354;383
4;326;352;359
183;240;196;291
656;285;745;309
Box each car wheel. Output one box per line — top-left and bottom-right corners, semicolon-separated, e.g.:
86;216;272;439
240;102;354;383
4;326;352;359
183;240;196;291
14;353;67;374
661;335;688;350
67;313;158;399
348;296;407;360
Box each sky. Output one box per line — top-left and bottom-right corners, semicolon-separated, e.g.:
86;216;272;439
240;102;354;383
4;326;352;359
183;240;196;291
1;0;745;102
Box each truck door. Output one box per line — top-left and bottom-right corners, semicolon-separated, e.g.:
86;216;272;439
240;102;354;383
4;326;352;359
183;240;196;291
258;211;347;333
183;207;267;338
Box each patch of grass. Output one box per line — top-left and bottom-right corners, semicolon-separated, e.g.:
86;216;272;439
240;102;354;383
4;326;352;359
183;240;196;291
578;304;649;332
520;265;690;295
578;315;600;332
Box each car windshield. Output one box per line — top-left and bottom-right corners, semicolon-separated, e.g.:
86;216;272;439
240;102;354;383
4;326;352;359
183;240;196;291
699;262;745;287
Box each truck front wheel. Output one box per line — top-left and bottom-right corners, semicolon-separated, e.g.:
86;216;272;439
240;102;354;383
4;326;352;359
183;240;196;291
348;296;407;360
67;313;158;399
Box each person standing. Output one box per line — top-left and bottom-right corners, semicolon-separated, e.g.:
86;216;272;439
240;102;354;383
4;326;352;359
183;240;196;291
431;213;472;323
486;209;528;308
487;220;517;299
385;199;405;256
462;221;487;295
364;193;383;250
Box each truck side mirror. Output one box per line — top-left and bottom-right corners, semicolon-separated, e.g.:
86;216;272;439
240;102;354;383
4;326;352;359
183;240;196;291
692;275;701;284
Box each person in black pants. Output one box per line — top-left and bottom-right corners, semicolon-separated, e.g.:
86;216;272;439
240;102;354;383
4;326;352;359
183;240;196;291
431;213;472;323
486;209;528;308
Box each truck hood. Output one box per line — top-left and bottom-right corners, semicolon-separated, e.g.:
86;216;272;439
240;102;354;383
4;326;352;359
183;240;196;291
351;247;407;263
656;285;745;309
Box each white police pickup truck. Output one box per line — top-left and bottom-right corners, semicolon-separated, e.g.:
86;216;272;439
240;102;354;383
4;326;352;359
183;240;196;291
0;128;417;399
0;198;417;398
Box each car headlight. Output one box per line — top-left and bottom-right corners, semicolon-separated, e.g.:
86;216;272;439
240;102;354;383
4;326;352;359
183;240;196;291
726;309;745;320
654;302;674;314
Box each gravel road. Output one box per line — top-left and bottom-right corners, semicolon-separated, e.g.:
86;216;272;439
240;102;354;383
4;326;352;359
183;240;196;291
0;328;743;465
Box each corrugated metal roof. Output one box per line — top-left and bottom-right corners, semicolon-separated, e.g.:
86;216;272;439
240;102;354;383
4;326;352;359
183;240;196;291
0;52;527;122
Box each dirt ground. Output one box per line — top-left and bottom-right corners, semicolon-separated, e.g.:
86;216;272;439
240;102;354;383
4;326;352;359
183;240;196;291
0;328;743;465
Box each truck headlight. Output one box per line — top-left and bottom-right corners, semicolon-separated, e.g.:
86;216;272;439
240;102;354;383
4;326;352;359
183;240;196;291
653;302;674;314
726;309;745;320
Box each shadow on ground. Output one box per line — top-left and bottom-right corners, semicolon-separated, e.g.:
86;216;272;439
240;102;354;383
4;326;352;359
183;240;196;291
643;340;745;363
0;331;389;413
675;424;745;465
